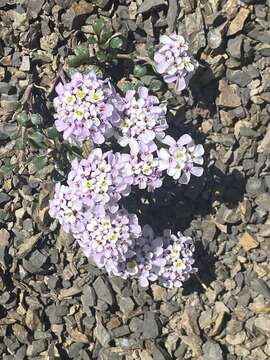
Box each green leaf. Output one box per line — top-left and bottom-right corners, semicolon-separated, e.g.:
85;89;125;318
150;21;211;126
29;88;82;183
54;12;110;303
133;64;147;77
118;81;135;93
66;55;85;68
30;113;43;125
28;131;46;148
88;35;97;44
65;66;81;77
148;46;156;59
66;144;82;157
93;18;104;36
45;127;59;139
0;163;16;176
100;30;113;44
32;155;48;171
110;37;123;49
74;44;89;58
51;169;66;182
17;111;29;126
149;78;163;92
96;51;108;62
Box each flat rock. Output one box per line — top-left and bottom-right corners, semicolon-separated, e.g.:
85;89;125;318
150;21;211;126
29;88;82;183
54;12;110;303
255;193;270;212
93;277;115;306
217;80;241;108
258;128;270;153
94;316;111;347
202;340;223;360
138;0;165;13
0;192;10;204
142;311;161;339
226;69;252;87
153;343;171;360
240;232;259;251
117;296;134;316
81;285;97;308
254;316;270;335
227;7;250;36
227;36;243;59
26;0;45;18
246;177;265;196
185;7;206;53
62;0;95;29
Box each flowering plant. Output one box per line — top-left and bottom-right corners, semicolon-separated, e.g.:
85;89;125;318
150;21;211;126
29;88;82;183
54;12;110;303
49;32;202;288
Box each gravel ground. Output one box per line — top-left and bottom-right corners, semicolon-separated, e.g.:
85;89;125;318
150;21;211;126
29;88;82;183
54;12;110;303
1;0;270;359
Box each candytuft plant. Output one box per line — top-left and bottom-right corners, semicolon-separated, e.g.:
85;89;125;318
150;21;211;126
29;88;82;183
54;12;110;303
49;33;202;288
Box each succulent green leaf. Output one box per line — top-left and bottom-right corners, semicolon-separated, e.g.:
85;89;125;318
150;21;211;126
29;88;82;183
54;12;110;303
17;111;29;126
30;113;43;125
110;37;123;49
93;18;104;36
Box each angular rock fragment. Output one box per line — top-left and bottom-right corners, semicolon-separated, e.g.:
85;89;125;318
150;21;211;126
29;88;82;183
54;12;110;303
240;231;259;251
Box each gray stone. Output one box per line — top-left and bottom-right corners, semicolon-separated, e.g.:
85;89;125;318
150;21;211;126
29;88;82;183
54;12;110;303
226;319;243;335
129;317;144;334
227;36;243;59
111;325;130;338
69;342;84;358
248;29;270;45
142;311;161;339
250;279;270;300
254;316;270;335
246;178;265;197
138;0;165;13
61;0;95;29
226;69;252;87
94;316;111;347
0;82;11;94
32;339;47;355
27;0;45;19
255;193;270;211
110;276;125;294
202;220;216;242
117;296;134;316
208;28;223;49
185;7;206;53
14;345;26;360
216;204;241;225
93;277;115;306
28;250;47;269
81;285;97;308
0;192;10;205
153;343;171;360
167;0;178;32
239;127;259;138
202;340;223;360
115;337;141;350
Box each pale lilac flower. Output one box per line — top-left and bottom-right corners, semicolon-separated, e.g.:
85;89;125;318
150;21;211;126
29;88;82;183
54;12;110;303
49;183;86;234
122;151;163;192
54;72;122;144
158;134;204;184
49;148;132;232
154;33;198;92
116;225;196;288
74;209;141;276
116;86;168;152
158;231;196;288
